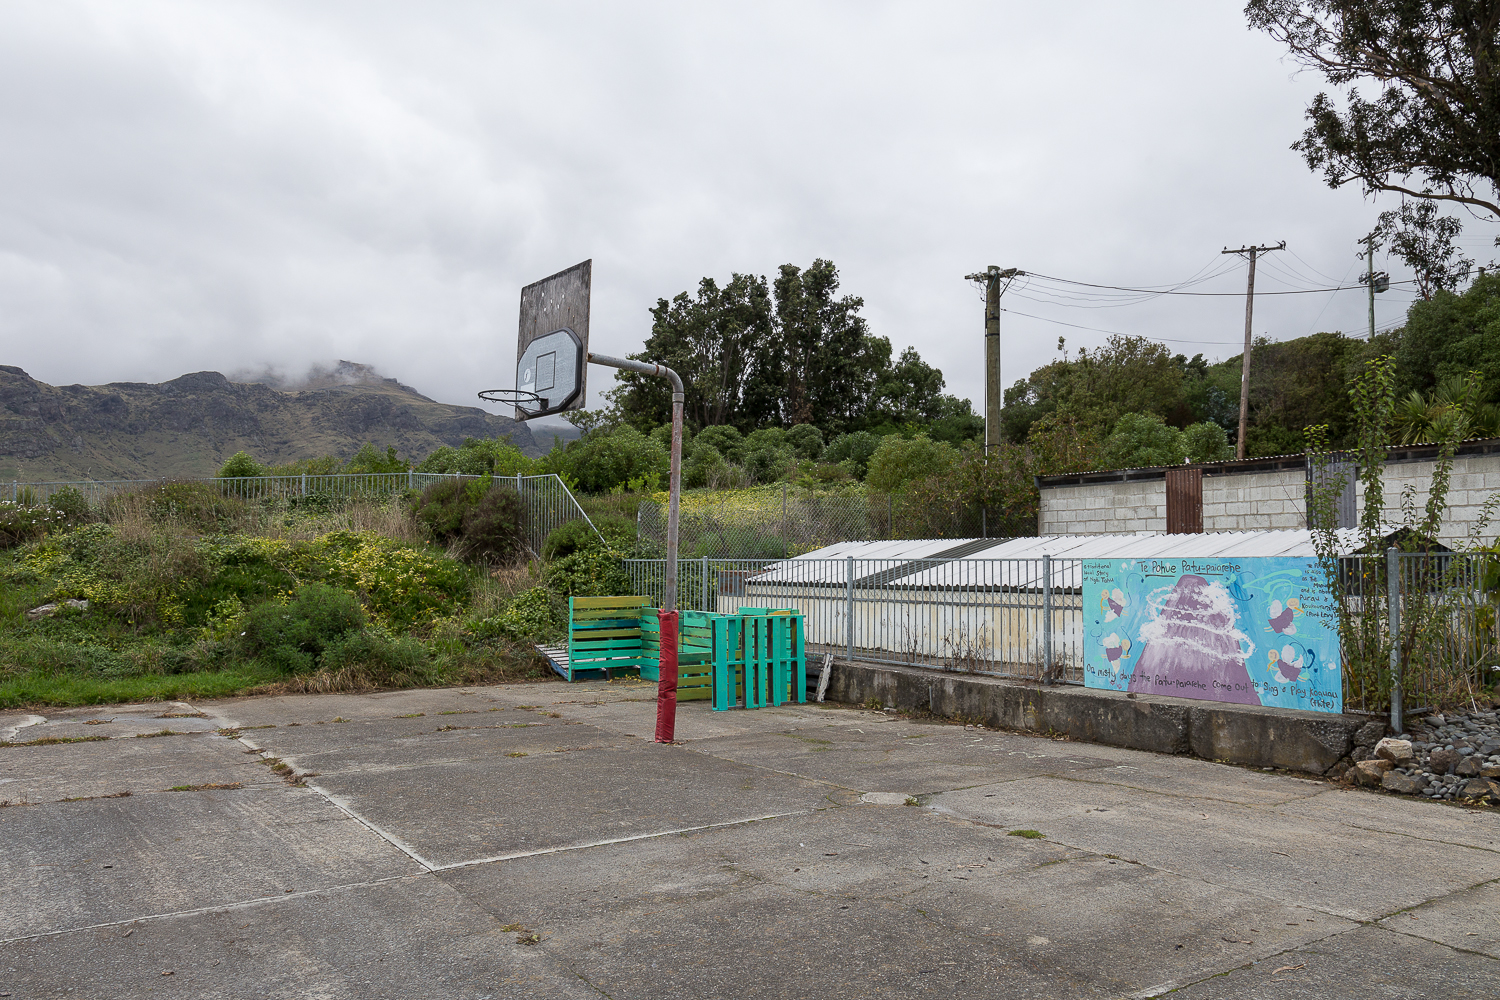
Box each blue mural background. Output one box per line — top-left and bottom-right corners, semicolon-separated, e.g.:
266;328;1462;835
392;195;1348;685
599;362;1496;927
1082;556;1342;714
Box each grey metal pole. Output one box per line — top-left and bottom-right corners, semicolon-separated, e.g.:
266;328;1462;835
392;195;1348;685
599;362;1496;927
701;555;709;613
1388;546;1403;732
1042;554;1053;683
846;555;856;661
587;352;684;611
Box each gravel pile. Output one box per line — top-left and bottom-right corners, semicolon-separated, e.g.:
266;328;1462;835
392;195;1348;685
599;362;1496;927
1348;710;1500;803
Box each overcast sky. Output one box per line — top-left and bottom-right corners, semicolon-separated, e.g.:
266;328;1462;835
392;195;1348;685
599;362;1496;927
2;1;1495;420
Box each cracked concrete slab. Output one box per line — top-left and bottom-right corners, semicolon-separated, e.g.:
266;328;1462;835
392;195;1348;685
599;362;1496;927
3;681;1498;998
0;731;269;803
1;785;421;938
930;777;1500;920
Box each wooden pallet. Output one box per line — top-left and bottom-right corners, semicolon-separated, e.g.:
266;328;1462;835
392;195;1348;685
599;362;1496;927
565;596;652;681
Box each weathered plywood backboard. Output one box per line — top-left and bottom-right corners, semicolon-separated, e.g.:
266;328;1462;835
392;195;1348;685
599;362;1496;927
515;260;591;420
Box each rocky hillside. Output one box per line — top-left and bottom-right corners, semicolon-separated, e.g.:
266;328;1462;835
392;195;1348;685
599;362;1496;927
0;362;539;482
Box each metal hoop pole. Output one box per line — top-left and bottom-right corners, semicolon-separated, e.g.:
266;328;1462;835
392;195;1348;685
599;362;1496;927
586;351;685;743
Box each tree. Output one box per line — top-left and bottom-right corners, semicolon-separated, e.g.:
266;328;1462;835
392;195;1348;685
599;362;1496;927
1378;198;1476;299
1247;1;1500;218
1098;414;1190;469
612;273;773;430
1395;271;1500;398
1001;335;1188;441
608;258;971;436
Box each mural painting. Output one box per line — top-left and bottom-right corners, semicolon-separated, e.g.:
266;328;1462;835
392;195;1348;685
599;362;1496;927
1082;557;1341;714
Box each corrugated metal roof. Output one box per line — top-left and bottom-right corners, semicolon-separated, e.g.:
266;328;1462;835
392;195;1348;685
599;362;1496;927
742;530;1363;591
790;529;1358;562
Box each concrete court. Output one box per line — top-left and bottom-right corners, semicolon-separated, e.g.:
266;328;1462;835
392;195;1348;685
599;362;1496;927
2;680;1500;999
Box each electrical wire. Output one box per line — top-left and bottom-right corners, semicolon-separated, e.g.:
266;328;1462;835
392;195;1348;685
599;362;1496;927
1020;270;1418;297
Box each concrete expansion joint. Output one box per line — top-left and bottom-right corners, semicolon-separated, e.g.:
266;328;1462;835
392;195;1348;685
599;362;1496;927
0;872;431;947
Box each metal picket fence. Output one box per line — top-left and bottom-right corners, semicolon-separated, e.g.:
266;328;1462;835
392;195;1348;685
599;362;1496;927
625;551;1500;709
4;472;601;555
624;556;1085;684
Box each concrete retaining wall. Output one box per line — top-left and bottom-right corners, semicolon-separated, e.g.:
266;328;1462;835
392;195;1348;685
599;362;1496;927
820;658;1385;775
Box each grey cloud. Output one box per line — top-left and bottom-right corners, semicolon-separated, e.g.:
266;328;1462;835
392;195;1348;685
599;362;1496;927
0;0;1490;415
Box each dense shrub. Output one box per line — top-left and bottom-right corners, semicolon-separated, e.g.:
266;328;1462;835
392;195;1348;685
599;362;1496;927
553;426;669;493
218;451;264;478
242;583;367;672
544;549;630;597
470;586;565;641
824;431;881;479
865;434;959;493
107;481;248;532
312;530;471;626
0;502;62;549
785;424;825;461
411;477;524;562
539;516;635;597
539;516;625;559
47;487;94;529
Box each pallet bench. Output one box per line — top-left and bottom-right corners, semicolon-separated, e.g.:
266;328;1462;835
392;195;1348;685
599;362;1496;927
537;597;805;711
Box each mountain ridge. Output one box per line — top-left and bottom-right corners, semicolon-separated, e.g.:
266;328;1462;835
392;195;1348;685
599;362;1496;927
0;362;539;481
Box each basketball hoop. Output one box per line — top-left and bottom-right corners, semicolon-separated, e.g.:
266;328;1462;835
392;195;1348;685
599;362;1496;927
478;387;546;417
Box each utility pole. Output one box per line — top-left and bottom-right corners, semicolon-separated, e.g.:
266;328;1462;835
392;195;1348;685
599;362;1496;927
1221;242;1285;461
1357;231;1390;341
964;266;1022;457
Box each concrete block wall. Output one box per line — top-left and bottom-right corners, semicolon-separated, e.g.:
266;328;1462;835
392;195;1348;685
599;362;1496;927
1037;479;1165;535
1202;470;1306;532
1039;454;1498;543
1354;455;1500;547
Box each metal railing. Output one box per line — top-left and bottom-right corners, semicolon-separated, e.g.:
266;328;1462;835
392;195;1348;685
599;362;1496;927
624;556;1085;684
625;551;1500;710
4;472;602;555
1334;550;1499;716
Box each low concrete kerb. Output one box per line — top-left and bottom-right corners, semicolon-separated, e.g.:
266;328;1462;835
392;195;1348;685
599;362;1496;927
817;658;1385;775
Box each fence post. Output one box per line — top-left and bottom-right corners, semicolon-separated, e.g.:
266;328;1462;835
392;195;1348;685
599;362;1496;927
888;494;893;539
1387;546;1402;733
846;555;856;661
786;482;798;554
1042;554;1053;683
301;473;307;497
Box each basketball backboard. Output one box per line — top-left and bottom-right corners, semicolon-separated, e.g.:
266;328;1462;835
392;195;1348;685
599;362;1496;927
503;259;591;421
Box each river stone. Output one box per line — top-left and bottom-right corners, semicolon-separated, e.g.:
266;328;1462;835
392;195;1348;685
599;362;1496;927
1429;747;1462;774
1456;756;1484;778
1458;778;1500;803
1352;759;1394;786
1375;737;1414;764
1381;771;1427;795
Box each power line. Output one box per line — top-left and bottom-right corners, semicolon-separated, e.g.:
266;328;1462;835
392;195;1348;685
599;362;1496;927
1021;270;1416;297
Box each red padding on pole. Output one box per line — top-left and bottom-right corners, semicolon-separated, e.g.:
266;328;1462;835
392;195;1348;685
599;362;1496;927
654;610;679;743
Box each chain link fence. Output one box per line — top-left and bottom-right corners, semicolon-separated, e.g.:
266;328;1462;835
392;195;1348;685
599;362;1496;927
635;485;992;559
